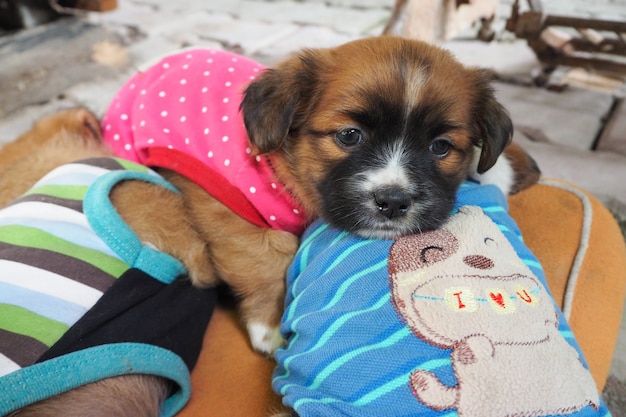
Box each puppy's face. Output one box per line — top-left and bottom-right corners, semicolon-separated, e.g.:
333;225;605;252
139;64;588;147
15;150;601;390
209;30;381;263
242;37;512;239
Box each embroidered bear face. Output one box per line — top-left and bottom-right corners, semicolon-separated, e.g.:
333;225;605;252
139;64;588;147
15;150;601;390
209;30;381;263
388;206;557;348
387;205;599;416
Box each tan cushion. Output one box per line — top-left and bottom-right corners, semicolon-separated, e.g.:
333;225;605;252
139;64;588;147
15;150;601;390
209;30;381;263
509;179;626;391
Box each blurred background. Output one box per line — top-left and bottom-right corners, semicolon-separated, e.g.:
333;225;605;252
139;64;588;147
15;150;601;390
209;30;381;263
0;0;625;413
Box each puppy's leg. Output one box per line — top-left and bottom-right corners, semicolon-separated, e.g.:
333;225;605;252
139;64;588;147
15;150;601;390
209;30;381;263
163;171;299;354
0;108;112;207
210;214;297;354
9;374;168;417
110;181;218;286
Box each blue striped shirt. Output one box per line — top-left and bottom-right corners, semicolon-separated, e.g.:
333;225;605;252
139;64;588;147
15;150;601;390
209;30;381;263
274;181;610;417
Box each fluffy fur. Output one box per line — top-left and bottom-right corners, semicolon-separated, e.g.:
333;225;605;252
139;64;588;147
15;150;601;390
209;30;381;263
7;375;168;417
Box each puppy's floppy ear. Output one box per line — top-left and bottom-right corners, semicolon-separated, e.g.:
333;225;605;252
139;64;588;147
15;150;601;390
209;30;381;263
472;69;513;174
73;107;103;142
241;51;320;154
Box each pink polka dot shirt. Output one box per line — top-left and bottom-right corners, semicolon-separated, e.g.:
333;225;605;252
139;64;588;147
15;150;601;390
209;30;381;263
102;49;307;235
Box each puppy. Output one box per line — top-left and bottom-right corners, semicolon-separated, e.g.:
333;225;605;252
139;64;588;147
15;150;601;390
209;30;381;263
0;108;216;417
101;36;529;356
0;108;215;285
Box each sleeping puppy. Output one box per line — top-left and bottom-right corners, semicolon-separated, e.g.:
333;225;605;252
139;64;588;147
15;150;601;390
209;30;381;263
0;108;216;417
101;36;535;355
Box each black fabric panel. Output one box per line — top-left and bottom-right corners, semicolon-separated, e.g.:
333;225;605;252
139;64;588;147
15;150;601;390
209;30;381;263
38;269;217;371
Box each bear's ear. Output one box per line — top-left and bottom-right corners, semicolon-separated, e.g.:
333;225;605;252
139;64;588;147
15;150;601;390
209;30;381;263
471;69;513;174
389;229;459;275
240;50;322;154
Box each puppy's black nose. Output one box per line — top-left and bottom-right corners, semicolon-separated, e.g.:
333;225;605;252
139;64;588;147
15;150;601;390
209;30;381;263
374;187;412;219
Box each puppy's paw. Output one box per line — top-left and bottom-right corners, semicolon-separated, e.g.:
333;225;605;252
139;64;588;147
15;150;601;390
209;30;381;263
247;321;284;355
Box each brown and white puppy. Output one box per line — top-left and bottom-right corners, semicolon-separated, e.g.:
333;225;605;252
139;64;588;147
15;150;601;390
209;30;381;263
91;36;532;359
238;35;538;348
108;36;535;356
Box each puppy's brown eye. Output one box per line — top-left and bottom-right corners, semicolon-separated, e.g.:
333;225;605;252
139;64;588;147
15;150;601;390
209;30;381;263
429;137;452;157
335;128;363;147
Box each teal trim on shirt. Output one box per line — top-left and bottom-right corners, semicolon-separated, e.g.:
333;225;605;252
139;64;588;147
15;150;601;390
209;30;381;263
0;342;191;417
84;169;187;284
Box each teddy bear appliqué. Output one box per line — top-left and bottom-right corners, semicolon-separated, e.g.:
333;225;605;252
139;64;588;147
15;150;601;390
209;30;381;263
389;206;600;417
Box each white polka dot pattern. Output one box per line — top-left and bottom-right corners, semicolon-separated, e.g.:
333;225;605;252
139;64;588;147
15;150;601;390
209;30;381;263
101;49;307;235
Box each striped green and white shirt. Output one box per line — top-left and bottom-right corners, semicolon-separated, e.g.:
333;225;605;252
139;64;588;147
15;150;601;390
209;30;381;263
0;157;216;417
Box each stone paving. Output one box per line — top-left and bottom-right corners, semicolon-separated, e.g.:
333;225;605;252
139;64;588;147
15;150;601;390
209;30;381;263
0;0;625;411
